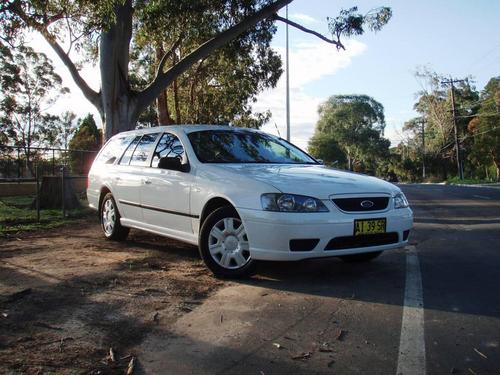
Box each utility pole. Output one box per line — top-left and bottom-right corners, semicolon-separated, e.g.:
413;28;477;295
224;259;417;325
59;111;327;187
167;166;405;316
421;117;426;180
441;77;466;180
285;5;290;142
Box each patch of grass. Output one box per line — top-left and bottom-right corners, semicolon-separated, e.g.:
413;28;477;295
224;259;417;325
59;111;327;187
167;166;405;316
446;177;498;185
0;195;94;234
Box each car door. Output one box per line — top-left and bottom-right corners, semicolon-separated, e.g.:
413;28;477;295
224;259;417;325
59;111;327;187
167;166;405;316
140;132;194;234
114;133;160;223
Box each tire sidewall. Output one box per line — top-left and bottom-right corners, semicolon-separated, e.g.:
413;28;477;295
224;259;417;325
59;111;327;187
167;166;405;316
199;206;255;278
100;193;128;240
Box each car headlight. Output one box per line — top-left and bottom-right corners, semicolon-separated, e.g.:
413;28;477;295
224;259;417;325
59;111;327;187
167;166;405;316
261;193;329;212
394;192;409;209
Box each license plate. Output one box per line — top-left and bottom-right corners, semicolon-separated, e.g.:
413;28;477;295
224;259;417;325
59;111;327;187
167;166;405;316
354;218;386;236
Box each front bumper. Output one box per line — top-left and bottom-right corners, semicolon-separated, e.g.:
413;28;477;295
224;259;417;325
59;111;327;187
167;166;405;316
238;205;413;261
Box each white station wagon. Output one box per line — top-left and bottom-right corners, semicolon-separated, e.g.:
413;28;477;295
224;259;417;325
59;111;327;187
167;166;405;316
87;125;413;277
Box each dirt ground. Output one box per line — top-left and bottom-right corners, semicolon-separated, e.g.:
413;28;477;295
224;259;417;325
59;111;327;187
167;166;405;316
0;218;224;374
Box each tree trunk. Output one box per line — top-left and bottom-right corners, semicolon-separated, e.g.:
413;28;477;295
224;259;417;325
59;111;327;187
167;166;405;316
155;46;171;125
99;0;137;140
32;176;80;210
157;89;170;125
172;52;181;124
493;153;500;181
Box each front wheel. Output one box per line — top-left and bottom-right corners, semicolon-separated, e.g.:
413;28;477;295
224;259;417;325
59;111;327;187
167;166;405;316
100;193;129;241
199;206;256;278
338;251;383;263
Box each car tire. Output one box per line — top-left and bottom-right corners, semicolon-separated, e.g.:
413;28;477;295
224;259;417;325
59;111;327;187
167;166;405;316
338;251;383;263
199;206;256;278
100;193;129;241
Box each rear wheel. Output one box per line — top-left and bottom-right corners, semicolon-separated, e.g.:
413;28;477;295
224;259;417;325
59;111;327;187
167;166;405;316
338;251;383;263
199;206;256;278
100;193;129;241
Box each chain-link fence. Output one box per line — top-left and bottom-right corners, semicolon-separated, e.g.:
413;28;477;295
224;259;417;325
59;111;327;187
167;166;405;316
0;145;98;180
1;145;99;225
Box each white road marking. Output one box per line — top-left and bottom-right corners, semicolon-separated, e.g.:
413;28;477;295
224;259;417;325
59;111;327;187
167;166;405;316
397;246;426;375
472;195;491;200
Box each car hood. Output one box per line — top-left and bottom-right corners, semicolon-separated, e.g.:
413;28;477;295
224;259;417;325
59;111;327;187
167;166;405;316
212;164;399;199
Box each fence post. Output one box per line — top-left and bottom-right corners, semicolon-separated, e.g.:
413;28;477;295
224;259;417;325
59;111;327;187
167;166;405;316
52;149;55;175
17;147;21;178
36;164;40;223
61;166;66;218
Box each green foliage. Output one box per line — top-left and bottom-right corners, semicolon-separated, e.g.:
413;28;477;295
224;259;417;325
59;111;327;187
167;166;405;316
467;77;500;180
69;114;102;151
133;0;282;128
0;44;68;174
327;6;392;48
308;132;346;167
1;1;393;138
68;114;102;174
395;68;485;182
0;0;118;57
309;95;390;174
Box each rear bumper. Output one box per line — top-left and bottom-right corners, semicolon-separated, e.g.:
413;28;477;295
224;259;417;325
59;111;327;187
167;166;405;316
238;206;413;261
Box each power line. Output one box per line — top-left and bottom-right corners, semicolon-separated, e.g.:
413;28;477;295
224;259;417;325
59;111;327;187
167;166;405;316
462;125;500;140
455;96;496;111
457;112;499;119
465;41;500;75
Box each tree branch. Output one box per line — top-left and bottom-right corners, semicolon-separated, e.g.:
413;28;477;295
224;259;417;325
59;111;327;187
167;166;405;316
156;35;184;77
273;14;344;49
137;0;293;115
40;32;102;112
10;2;102;113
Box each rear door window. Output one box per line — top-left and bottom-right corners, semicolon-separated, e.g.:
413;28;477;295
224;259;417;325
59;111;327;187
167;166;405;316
129;133;160;167
151;132;185;168
119;136;141;165
95;135;134;165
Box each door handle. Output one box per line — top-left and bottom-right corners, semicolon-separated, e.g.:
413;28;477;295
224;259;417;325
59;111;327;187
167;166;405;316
144;179;152;185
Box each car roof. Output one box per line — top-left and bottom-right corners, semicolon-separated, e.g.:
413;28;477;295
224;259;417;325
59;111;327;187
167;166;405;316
114;124;266;137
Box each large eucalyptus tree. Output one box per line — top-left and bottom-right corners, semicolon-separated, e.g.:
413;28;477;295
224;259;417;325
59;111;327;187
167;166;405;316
1;1;391;140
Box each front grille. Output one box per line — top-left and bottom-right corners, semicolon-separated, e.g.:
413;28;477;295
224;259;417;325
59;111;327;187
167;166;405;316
325;232;398;250
332;197;389;212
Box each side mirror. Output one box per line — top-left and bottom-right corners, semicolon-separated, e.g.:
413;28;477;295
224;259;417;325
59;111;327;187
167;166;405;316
158;157;186;171
317;159;324;165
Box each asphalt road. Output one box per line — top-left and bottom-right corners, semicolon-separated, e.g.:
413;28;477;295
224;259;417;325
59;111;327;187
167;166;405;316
137;184;500;375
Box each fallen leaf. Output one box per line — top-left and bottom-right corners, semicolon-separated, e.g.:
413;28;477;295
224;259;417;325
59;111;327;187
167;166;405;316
108;347;115;362
291;352;312;361
336;329;346;341
126;357;136;375
473;348;488;359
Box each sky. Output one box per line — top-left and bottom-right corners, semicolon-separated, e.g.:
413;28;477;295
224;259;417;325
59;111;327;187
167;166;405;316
32;0;500;150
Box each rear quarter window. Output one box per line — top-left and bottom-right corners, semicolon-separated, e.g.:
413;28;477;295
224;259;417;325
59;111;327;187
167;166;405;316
95;135;134;165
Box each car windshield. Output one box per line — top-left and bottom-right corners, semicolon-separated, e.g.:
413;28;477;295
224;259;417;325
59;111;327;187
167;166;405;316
187;130;318;164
